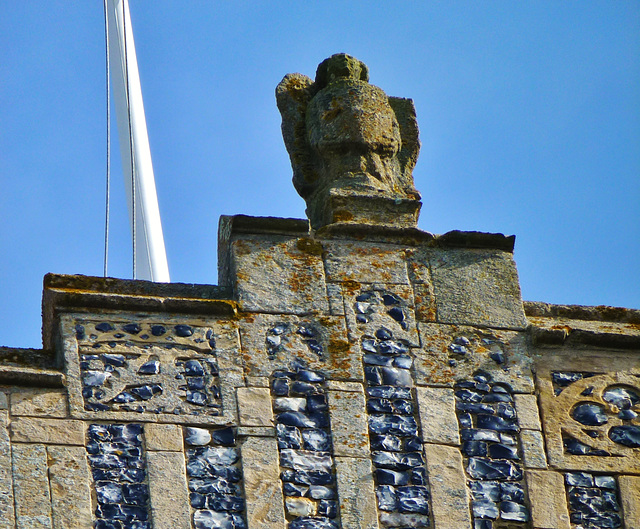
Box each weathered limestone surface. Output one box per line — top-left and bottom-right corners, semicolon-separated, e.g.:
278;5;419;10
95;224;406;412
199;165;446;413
145;423;184;451
12;443;53;529
520;429;548;469
334;456;380;529
47;445;93;529
327;387;369;457
237;387;274;426
147;451;192;529
430;248;527;329
619;476;640;528
11;389;68;418
0;411;15;529
241;436;286;529
416;386;460;445
423;444;472;529
514;393;542;430
10;417;84;445
525;470;571;529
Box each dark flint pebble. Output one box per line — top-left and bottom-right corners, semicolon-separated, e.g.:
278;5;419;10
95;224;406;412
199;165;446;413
461;429;500;443
370;434;403;452
396;485;429;514
457;402;495;415
571;402;609;426
306;394;327;412
289;517;338;529
95;322;114;332
291;381;320;395
552;371;583;387
375;468;410;486
565;472;594;487
293;470;333;486
500;482;524;502
382;294;401;305
475;414;518;433
174;324;193;337
271;378;289;396
404;436;422;452
122;323;141;334
609;425;640;448
376;328;393;340
467;458;522;481
150;325;166;336
458;413;472;428
137;360;160;375
469;481;500;501
490;352;505;364
318;499;338;518
184;360;205;376
462;441;487;457
376;485;397;510
411;465;427;485
472;500;499;519
130;385;162;400
500;501;529;522
455;389;484;403
364;353;393;367
482;393;512;403
367;386;412;400
387;307;405;323
297;370;324;383
488;443;519;460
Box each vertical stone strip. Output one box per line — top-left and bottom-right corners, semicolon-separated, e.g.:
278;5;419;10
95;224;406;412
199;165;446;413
147;452;191;529
328;388;379;528
271;367;340;528
454;374;530;525
183;426;246;529
416;387;459;445
334;456;379;529
0;410;15;529
47;445;93;529
86;423;151;528
618;476;640;528
422;444;472;529
563;471;622;528
242;436;286;529
524;470;570;529
327;388;369;457
12;443;53;529
362;327;431;528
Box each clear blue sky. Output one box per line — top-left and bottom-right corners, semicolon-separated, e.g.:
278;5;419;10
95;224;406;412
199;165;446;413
1;2;638;349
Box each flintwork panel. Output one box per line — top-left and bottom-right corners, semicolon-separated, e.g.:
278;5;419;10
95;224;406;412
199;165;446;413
538;367;640;474
64;316;241;425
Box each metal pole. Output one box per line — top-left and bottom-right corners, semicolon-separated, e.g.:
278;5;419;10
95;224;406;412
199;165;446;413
106;0;170;282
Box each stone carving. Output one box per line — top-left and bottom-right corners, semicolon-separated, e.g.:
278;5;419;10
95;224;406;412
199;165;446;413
276;53;422;229
539;369;640;473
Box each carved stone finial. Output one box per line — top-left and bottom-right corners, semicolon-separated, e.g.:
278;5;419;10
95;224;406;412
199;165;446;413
276;53;422;230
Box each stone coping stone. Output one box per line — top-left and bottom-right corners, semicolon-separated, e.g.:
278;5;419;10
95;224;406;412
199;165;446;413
0;366;64;388
42;274;237;352
0;347;56;370
524;300;640;323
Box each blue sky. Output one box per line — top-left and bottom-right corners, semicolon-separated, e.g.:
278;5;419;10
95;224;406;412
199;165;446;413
1;2;638;349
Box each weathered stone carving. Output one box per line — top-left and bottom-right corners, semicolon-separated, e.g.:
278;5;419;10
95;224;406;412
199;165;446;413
276;53;422;229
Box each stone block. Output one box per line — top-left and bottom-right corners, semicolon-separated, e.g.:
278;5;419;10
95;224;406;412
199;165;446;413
619;476;640;528
423;444;472;529
12;443;53;529
521;429;547;469
237;426;276;437
47;445;92;529
514;393;542;430
246;376;269;387
241;436;286;529
11;417;84;445
0;393;7;410
416;387;460;445
147;451;191;529
326;380;363;392
323;241;410;285
0;412;15;529
334;456;379;529
10;390;68;418
327;389;369;457
238;313;361;381
145;423;183;451
237;387;274;427
230;236;329;314
415;323;534;392
326;282;345;315
430;248;527;329
525;470;571;529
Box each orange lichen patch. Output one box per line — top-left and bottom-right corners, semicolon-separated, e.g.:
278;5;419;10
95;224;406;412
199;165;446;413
341;280;361;295
296;238;324;256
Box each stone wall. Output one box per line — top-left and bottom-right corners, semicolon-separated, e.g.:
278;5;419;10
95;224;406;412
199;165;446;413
1;215;639;529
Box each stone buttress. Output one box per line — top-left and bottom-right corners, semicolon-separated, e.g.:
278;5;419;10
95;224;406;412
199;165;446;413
1;54;639;529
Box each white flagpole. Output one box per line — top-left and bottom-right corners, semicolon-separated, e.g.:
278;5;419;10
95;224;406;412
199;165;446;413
106;0;170;282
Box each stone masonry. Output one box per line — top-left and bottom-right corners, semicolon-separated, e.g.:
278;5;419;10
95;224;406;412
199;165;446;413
1;54;639;529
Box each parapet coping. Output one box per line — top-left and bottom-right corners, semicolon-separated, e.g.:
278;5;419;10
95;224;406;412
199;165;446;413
218;214;516;252
41;273;237;353
524;301;640;324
